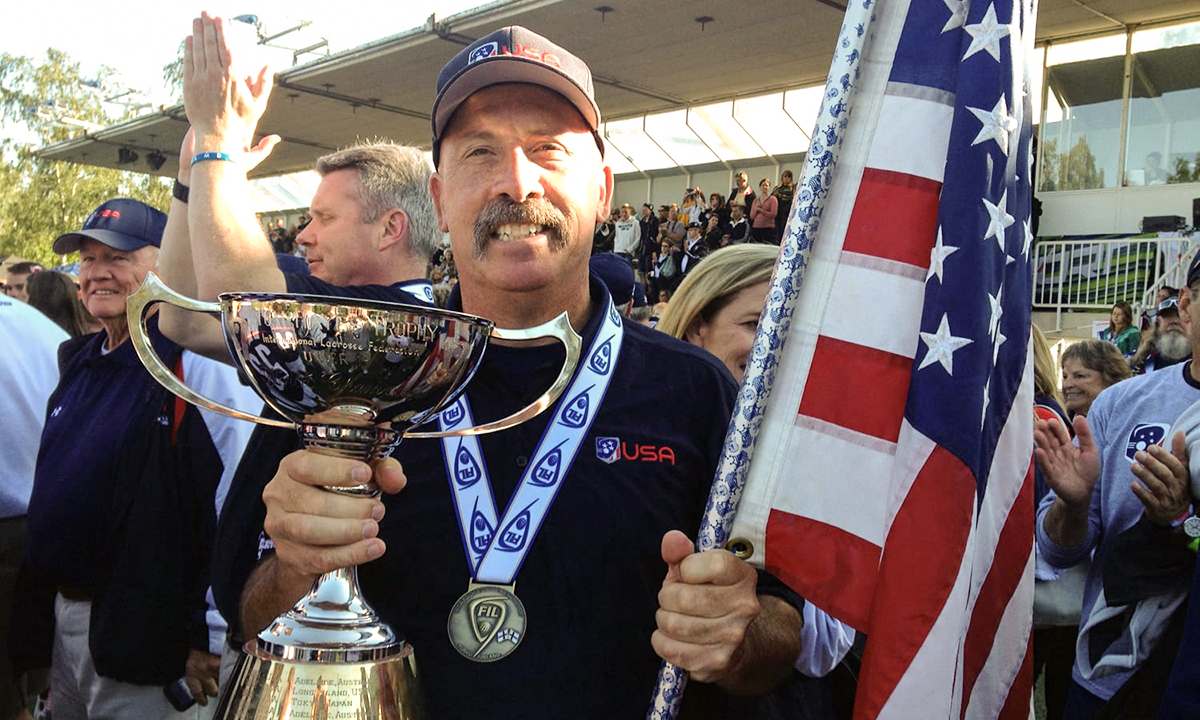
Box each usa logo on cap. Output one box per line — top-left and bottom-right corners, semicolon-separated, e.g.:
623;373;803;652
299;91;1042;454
468;42;498;64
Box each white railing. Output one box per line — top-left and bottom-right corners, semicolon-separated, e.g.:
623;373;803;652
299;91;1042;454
1032;232;1196;330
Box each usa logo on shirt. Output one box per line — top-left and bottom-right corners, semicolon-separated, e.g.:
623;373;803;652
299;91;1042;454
468;42;498;64
1126;423;1170;461
596;437;619;464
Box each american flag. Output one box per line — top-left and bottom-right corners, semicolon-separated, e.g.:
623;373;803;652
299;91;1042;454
719;0;1036;717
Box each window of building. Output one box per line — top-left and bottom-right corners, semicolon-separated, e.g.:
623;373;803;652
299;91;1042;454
1039;35;1126;190
1124;21;1200;186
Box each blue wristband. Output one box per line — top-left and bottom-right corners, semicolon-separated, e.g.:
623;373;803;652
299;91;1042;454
191;151;235;166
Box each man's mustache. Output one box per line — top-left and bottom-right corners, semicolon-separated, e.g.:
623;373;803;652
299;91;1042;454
473;198;570;258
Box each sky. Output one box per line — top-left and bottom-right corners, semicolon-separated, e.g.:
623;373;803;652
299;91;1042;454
1;1;485;121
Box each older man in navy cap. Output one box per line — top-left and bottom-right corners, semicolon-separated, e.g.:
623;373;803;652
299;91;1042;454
235;23;802;720
21;199;258;718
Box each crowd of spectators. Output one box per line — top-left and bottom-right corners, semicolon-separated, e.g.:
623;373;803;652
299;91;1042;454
593;170;797;306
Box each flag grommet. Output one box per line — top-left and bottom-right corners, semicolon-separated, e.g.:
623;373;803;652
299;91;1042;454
726;538;754;559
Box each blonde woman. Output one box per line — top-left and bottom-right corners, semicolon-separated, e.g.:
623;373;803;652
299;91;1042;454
657;244;779;383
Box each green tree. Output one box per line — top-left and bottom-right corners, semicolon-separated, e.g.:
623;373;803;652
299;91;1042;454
1040;134;1105;191
0;49;169;268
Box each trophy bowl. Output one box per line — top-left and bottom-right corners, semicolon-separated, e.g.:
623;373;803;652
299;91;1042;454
127;272;581;720
220;290;491;458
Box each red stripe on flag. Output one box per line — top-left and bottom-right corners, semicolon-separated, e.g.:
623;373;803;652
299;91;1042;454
852;445;976;720
960;460;1035;716
764;510;880;631
798;337;913;443
844;168;942;269
997;632;1034;720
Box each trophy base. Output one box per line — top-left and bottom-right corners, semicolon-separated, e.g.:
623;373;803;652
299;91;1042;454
214;639;423;720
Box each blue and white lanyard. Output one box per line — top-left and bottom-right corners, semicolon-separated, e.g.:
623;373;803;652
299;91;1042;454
438;296;624;584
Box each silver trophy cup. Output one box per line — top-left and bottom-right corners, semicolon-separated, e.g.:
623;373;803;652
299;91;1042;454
126;272;581;719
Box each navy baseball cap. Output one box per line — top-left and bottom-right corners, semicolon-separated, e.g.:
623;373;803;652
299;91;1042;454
589;252;634;305
631;281;648;308
1189;252;1200;288
431;26;602;166
52;199;166;255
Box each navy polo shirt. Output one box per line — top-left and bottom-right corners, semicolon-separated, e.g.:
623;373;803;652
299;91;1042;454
358;280;744;718
26;318;177;588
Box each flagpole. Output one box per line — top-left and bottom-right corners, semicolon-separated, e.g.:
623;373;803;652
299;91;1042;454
645;0;882;716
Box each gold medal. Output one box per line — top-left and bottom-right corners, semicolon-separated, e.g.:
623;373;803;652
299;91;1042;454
447;582;526;662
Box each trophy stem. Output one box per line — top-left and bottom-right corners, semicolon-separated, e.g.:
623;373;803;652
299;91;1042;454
257;565;403;663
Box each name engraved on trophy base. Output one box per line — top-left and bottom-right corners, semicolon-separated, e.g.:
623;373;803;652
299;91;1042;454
214;642;422;720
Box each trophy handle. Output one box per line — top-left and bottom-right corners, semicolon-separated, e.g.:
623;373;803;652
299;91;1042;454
127;272;292;429
405;311;583;438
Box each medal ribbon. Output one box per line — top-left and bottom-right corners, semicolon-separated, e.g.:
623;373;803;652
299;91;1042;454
438;295;624;584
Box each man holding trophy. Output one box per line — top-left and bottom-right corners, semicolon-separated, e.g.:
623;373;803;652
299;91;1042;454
167;14;804;718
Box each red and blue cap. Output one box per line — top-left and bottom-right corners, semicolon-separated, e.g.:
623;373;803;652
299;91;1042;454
431;26;603;166
52;198;166;255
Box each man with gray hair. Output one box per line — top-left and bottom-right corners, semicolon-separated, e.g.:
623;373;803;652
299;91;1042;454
157;17;442;686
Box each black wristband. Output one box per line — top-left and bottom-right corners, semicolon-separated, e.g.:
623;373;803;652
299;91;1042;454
172;179;190;204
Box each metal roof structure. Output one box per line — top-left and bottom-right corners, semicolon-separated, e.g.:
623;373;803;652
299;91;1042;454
35;0;1200;180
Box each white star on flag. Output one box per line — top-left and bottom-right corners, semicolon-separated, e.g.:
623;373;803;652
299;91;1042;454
981;378;991;428
1022;219;1034;258
964;4;1010;62
968;95;1018;155
988;287;1004;340
928;228;959;283
918;314;974;375
983;190;1015;251
942;0;970;32
993;326;1007;364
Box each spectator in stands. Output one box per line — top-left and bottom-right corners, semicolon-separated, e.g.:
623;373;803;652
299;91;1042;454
772;170;796;242
680;187;705;225
1060;339;1132;418
637;203;659;283
680;221;709;279
703;192;729;230
1100;300;1139;359
650;237;680;303
659;204;685;246
728;204;751;244
657;244;778;384
613;203;640;265
2;262;43;303
703;213;725;251
1132;296;1190;374
1140;286;1178;333
728;171;754;219
1033;252;1200;717
750;178;779;244
657;285;676;321
25;270;99;337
